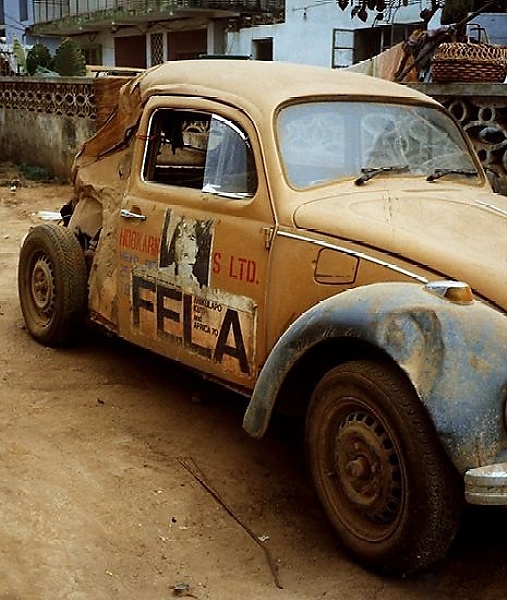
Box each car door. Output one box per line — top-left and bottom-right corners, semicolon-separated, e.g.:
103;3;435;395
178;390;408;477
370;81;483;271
116;96;274;390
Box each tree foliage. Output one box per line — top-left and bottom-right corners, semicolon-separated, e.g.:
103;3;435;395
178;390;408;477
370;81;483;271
12;38;26;73
337;0;505;24
442;0;504;23
53;38;86;77
26;44;54;75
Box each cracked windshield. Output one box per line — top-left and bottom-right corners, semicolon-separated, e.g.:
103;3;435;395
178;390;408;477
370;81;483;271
278;101;477;188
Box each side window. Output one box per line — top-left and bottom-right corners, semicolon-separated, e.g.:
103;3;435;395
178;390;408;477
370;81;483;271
143;109;258;198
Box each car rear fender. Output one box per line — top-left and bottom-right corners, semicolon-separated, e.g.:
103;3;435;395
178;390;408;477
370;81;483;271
244;281;507;473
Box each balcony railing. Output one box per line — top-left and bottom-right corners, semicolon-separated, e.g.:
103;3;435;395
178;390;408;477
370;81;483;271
32;0;284;29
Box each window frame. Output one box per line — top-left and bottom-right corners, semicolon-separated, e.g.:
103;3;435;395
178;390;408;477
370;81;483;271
141;107;258;200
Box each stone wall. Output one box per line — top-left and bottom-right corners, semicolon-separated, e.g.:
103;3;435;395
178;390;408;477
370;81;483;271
410;83;507;196
0;76;129;181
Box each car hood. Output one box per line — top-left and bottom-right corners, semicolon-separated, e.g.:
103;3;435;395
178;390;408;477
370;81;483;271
293;184;507;309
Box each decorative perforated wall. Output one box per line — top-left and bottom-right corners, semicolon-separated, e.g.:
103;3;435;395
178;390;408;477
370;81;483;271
0;78;506;192
410;83;507;196
442;96;507;194
0;79;96;119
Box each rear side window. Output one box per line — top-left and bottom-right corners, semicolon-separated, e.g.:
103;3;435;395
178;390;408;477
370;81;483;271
142;109;258;199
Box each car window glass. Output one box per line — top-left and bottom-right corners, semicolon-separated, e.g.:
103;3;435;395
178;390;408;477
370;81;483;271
143;109;257;199
277;101;477;189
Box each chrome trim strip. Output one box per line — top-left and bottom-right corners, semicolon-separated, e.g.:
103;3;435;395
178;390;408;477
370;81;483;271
475;199;507;218
277;230;429;283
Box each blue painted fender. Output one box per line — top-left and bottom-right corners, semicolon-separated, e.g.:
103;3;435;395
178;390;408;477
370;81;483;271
244;281;507;474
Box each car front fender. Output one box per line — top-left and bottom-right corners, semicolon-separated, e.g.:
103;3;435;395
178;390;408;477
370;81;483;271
244;281;507;474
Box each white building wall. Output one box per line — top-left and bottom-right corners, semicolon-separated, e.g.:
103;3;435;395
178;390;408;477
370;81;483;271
4;0;25;45
4;0;61;51
101;36;116;65
471;13;507;45
227;0;433;68
276;2;357;67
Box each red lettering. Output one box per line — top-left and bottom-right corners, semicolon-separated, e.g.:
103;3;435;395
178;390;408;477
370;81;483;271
120;228;160;257
120;227;134;250
149;236;160;257
227;256;258;284
237;257;247;280
229;256;238;279
132;230;141;251
213;252;221;274
246;260;256;283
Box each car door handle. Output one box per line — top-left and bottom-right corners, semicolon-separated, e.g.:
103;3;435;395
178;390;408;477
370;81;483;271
120;208;147;221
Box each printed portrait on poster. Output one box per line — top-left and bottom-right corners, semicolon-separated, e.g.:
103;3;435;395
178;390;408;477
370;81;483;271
159;209;214;288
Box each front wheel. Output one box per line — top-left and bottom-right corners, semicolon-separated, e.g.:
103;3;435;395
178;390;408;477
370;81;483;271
18;223;88;347
306;360;463;575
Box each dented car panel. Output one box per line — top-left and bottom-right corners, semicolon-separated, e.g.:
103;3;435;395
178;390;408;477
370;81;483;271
245;281;507;474
19;60;507;575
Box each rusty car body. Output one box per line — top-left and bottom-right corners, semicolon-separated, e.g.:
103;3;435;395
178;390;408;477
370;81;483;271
18;59;507;575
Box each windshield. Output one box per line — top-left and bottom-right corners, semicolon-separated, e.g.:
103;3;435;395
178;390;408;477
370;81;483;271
277;101;478;189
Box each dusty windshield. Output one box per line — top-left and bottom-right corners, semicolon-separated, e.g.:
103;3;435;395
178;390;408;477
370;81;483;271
277;101;478;188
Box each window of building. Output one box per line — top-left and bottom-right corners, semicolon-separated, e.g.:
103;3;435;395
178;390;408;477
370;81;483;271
115;35;147;68
150;32;164;65
252;38;273;61
167;30;206;61
143;109;258;199
0;1;4;26
33;0;69;23
332;29;354;68
19;0;27;21
353;23;415;63
82;45;102;66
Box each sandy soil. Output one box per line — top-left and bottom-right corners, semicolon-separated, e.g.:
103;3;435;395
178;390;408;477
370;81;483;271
1;162;507;600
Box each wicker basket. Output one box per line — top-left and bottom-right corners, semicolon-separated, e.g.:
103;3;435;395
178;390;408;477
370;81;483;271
431;42;507;83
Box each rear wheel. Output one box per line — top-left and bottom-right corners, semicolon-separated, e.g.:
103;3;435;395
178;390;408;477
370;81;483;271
18;223;88;347
306;360;463;575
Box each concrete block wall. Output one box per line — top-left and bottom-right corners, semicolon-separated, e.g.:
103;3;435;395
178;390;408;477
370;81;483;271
0;76;128;180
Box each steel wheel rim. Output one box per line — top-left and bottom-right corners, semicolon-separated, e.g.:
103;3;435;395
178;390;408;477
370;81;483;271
29;254;55;324
322;398;406;542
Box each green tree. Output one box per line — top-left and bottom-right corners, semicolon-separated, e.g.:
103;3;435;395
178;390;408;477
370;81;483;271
12;37;26;74
26;44;54;75
53;38;86;76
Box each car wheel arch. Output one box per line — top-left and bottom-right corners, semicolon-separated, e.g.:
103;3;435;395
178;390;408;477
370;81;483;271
244;281;507;475
265;335;390;421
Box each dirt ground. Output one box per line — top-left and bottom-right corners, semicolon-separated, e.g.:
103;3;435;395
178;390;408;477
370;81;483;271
2;162;507;600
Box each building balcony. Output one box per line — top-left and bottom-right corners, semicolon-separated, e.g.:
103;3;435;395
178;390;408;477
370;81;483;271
29;0;285;36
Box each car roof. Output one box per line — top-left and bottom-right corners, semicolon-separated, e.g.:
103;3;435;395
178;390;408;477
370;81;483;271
136;59;437;113
74;59;439;171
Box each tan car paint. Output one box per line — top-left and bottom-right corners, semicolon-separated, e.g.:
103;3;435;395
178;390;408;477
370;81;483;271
70;59;499;392
20;60;507;576
293;182;507;309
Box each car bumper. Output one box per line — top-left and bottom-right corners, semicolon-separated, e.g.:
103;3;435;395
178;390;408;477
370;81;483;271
465;463;507;505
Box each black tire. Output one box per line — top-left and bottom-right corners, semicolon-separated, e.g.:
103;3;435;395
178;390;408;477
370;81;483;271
18;223;88;347
305;360;463;575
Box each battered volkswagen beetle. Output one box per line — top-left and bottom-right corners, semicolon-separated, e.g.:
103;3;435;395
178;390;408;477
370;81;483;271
17;60;507;575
